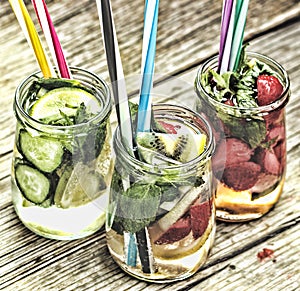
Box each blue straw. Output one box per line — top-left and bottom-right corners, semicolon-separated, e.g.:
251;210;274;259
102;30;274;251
137;0;159;133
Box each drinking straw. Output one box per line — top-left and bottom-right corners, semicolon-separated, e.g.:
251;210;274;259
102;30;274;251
229;0;249;71
136;0;160;133
9;0;54;78
133;0;160;274
96;0;156;274
219;0;235;74
218;0;234;73
96;0;139;269
32;0;71;79
124;233;137;267
96;0;134;155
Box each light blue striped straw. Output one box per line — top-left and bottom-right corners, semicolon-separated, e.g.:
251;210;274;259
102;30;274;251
137;0;160;133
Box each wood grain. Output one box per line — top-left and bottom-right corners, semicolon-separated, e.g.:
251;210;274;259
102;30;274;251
0;0;299;290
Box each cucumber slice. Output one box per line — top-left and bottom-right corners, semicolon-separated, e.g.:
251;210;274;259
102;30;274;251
19;130;64;173
15;164;50;204
34;78;83;91
29;87;101;124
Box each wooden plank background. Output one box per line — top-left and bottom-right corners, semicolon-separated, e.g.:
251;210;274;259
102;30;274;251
0;0;299;290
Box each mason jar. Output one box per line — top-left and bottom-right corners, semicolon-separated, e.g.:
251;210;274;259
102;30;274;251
106;104;216;282
11;67;113;240
195;52;290;222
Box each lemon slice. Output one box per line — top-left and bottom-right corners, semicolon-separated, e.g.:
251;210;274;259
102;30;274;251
54;163;106;208
29;87;101;122
136;127;206;164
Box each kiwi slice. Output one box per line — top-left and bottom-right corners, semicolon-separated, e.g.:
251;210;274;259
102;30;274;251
136;130;206;164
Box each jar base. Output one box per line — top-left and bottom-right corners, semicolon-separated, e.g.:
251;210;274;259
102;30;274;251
12;180;107;240
215;177;284;222
107;220;216;283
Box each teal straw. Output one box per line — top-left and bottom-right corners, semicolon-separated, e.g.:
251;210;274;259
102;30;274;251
137;0;159;133
229;0;249;71
126;233;137;266
134;0;160;274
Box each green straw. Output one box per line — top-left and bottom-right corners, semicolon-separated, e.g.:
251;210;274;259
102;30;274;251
229;0;249;71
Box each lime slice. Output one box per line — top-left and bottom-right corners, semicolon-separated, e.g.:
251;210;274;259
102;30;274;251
29;87;101;122
136;127;207;164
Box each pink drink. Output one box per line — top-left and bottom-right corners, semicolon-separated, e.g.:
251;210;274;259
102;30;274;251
195;52;290;221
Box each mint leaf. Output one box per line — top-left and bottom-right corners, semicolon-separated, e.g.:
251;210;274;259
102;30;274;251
117;183;161;233
216;109;266;148
75;102;90;124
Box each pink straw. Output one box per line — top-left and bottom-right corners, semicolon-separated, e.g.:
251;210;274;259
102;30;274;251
32;0;71;78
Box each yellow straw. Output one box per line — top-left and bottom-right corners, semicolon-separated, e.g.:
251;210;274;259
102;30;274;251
9;0;53;78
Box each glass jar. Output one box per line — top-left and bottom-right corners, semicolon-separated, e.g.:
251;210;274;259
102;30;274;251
195;52;290;222
11;67;113;240
106;104;216;282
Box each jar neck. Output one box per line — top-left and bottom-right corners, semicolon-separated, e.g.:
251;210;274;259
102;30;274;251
113;104;214;176
195;52;290;114
14;67;112;135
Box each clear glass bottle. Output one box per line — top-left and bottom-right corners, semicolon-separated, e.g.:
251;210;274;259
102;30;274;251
106;104;216;282
11;67;113;240
195;52;290;222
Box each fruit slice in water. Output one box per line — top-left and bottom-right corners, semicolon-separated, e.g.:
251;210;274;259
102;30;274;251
190;200;211;239
222;161;261;191
19;130;64;173
136;126;206;164
15;164;50;204
155;215;191;245
29;87;101;123
257;75;283;106
54;163;106;208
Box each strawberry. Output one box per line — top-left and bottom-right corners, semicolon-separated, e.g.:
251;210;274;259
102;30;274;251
157;120;179;134
222;161;261;191
224;99;234;106
212;139;227;176
212;138;253;175
263;150;281;175
257;75;283;106
250;173;279;194
154;215;191;245
224;138;253;166
273;141;286;173
267;126;285;146
190;200;211;239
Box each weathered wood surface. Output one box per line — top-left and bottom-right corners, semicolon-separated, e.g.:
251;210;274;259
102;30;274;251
0;0;299;290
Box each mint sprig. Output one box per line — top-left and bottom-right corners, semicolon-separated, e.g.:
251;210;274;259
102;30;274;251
115;183;162;233
200;48;283;148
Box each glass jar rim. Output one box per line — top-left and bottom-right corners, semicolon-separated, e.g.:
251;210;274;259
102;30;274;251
195;51;290;113
113;103;214;172
14;66;112;134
